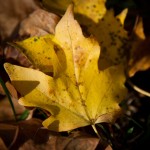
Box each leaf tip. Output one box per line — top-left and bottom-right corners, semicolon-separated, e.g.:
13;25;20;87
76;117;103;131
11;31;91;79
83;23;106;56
116;8;128;25
4;62;11;71
65;3;74;16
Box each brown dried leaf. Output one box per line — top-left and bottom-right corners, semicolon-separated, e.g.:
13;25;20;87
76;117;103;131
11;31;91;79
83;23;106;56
0;0;39;40
19;8;60;37
0;118;43;149
19;131;99;150
0;120;100;150
52;131;99;150
4;45;32;68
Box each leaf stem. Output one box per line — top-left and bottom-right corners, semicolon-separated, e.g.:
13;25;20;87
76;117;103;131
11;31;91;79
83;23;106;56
92;124;101;139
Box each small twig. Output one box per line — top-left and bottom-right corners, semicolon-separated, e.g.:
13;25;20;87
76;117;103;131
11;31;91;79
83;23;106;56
127;79;150;97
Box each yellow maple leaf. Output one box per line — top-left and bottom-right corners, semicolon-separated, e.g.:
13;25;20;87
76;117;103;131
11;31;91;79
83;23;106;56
89;10;128;69
4;5;127;132
42;0;129;70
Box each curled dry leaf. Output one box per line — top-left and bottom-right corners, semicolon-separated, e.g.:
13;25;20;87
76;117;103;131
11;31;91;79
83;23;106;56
19;8;60;37
4;44;33;70
4;5;127;132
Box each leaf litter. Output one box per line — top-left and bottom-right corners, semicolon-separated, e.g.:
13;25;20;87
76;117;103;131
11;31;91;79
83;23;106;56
0;0;149;149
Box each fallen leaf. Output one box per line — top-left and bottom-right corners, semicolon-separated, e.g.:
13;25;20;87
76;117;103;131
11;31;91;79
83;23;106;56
12;1;129;72
41;0;129;70
88;9;128;69
4;5;127;132
0;118;43;149
2;45;32;68
74;5;129;69
0;0;39;40
74;0;106;23
48;132;99;150
19;131;99;150
19;8;60;37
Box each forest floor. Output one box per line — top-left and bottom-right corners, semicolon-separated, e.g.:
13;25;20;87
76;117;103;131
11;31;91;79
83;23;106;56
0;0;150;150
